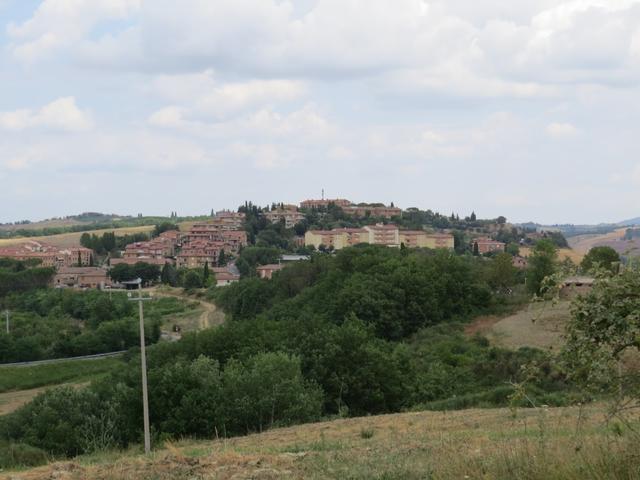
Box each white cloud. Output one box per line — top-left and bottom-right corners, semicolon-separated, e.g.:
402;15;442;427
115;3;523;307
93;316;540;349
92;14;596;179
152;72;306;118
546;122;580;138
9;0;640;97
7;0;140;62
0;97;93;132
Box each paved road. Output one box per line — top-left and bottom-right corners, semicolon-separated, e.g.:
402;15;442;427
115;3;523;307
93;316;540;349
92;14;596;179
0;350;126;368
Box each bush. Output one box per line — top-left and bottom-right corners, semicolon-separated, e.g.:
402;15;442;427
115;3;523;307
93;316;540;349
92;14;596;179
0;442;48;469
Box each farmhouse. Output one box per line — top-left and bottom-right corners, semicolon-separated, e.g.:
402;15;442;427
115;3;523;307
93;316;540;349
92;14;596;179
53;267;111;289
473;238;506;254
257;264;284;279
560;276;595;299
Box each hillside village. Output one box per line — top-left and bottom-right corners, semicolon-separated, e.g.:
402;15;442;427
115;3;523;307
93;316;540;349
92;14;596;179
0;197;561;291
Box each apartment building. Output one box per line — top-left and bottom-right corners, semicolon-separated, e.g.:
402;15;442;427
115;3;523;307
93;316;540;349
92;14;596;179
264;208;305;228
176;240;228;268
399;231;455;249
213;210;246;230
182;226;247;254
305;224;454;250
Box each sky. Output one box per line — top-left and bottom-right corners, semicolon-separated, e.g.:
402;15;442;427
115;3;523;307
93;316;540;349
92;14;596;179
1;0;640;225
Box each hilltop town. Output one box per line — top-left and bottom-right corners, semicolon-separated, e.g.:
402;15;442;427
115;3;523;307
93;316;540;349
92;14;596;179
0;197;563;290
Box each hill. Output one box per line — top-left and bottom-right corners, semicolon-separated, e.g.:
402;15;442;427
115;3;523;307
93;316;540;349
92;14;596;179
568;228;640;258
4;403;634;480
0;213;126;232
618;216;640;226
0;222;197;248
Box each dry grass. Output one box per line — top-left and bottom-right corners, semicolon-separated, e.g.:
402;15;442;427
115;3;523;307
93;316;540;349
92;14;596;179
0;383;89;417
481;301;571;352
0;388;48;416
567;228;628;255
520;247;584;264
0;226;155;248
5;404;638;479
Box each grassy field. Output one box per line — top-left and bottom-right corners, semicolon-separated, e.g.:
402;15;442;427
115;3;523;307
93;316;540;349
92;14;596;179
0;357;122;416
0;357;122;394
519;247;584;264
4;404;638;479
0;220;198;248
0;226;155;248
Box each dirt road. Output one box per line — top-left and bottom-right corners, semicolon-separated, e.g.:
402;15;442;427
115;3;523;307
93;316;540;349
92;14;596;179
151;288;225;331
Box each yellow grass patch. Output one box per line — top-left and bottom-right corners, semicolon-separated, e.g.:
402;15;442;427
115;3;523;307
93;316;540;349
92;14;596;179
520;246;584;264
0;226;155;248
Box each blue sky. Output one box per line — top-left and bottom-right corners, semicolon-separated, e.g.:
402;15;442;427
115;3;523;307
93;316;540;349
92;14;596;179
1;0;640;224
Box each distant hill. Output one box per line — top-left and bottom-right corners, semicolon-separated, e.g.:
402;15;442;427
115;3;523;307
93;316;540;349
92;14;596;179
0;212;130;232
618;217;640;226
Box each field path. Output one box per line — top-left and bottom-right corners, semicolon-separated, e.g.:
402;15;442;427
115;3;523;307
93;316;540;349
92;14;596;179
151;288;224;330
0;382;88;416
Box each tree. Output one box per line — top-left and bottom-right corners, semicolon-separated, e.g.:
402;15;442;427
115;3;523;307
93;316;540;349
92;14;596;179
203;261;210;284
161;264;178;286
80;233;92;249
497;216;507;224
505;243;520;257
527;239;557;295
472;242;479;256
108;264;135;283
217;250;227;267
470;211;477;222
581;246;620;274
563;266;640;403
183;270;203;290
153;222;179;237
486;253;517;291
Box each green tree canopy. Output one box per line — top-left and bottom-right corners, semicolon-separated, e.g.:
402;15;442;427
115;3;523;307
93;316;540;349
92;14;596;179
527;239;557;295
580;246;620;274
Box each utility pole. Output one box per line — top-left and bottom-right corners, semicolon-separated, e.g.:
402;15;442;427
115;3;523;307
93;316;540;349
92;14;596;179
128;280;152;454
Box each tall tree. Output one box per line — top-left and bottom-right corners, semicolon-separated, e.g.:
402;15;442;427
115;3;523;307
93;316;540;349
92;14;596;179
527;239;557;294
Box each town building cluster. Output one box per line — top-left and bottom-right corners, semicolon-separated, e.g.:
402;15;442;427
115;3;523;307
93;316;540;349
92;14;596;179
0;240;92;268
1;198;531;289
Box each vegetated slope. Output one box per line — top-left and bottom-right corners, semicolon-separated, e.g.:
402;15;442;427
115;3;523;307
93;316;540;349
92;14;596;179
5;404;635;480
473;301;572;352
0;218;84;232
